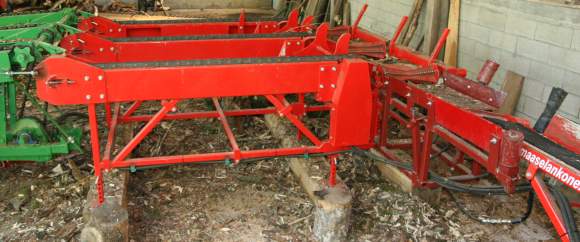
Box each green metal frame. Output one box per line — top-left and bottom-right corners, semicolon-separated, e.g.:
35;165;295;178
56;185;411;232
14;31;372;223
0;8;88;162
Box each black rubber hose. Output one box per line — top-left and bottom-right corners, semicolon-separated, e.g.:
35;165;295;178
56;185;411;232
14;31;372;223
550;188;580;242
447;189;534;224
351;147;532;195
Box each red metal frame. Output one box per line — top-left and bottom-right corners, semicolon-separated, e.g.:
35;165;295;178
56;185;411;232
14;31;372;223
36;54;374;204
78;9;305;38
33;11;579;241
60;24;351;63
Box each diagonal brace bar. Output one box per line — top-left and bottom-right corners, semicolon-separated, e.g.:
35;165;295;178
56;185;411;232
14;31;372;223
265;95;322;146
113;100;178;162
212;98;242;162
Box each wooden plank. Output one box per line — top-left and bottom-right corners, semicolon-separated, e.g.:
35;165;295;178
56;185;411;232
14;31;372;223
342;1;350;26
402;0;425;47
498;71;525;115
371;149;413;193
399;0;421;44
423;0;443;55
444;0;460;67
305;0;319;18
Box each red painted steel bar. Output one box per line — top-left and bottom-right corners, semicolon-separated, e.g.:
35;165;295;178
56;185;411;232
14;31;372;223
87;103;104;204
78;9;301;37
103;103;121;164
113;100;178;162
119;105;331;123
212;98;242;162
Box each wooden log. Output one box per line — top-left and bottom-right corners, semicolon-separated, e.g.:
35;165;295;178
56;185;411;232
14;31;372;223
444;0;460;67
498;71;525;115
371;148;441;204
81;171;129;242
264;114;352;242
80;124;133;242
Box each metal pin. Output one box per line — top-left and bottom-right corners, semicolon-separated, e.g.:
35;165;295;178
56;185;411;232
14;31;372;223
319;84;325;88
99;94;105;99
98;75;103;81
86;94;92;100
320;67;325;71
84;76;90;81
331;84;336;88
490;138;498;144
331;67;337;71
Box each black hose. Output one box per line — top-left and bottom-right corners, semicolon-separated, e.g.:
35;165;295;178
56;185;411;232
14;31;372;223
550;188;580;242
351;147;532;195
447;189;534;224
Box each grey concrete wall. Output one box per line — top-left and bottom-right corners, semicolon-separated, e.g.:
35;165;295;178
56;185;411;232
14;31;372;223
350;0;580;124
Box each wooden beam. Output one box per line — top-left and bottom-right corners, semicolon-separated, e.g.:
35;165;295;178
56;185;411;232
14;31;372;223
444;0;460;67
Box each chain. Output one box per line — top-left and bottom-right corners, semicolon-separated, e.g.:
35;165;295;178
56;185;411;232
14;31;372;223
95;54;356;69
111;31;313;43
116;16;285;25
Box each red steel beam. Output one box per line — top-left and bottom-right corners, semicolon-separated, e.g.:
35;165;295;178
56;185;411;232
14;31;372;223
78;9;301;38
61;24;341;63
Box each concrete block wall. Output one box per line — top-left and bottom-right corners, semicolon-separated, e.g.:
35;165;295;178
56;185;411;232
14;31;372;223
350;0;580;124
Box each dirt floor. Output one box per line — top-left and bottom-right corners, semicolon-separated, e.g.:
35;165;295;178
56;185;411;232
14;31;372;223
0;99;569;241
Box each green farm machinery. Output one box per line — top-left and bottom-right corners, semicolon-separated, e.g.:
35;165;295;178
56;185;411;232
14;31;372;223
0;8;88;162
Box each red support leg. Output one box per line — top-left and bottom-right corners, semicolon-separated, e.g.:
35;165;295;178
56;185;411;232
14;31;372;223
105;103;112;128
103;103;121;168
329;155;338;187
88;104;104;205
529;167;571;242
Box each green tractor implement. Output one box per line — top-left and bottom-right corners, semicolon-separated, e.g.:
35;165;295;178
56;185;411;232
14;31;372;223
0;8;89;162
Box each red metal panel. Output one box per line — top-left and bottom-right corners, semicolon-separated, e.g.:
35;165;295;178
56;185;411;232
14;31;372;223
78;12;297;38
61;33;306;63
543;115;580;154
36;56;349;105
330;59;373;147
433;97;503;152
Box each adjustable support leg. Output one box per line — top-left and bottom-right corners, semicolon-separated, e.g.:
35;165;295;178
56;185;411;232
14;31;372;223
88;104;104;205
328;155;338;187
